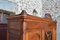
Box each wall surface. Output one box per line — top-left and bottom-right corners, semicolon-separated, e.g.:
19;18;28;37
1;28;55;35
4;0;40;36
0;0;17;12
56;16;60;40
8;0;60;19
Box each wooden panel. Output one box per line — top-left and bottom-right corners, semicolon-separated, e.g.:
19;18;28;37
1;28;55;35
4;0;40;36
7;20;23;40
26;21;48;29
8;21;23;30
26;32;40;40
8;29;22;40
9;33;20;40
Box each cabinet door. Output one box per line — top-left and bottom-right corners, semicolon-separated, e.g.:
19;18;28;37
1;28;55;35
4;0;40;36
25;32;40;40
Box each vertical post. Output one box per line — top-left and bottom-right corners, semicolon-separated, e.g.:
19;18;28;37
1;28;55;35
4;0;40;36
25;32;28;40
23;22;26;40
42;29;45;40
40;29;42;40
52;21;56;40
53;28;56;40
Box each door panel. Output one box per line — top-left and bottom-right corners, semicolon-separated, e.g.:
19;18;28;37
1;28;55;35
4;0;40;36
25;32;40;40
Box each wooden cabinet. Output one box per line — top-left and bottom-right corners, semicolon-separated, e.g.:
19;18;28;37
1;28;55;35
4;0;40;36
0;24;7;40
7;10;56;40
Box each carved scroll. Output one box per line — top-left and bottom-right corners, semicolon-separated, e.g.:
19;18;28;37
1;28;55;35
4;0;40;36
45;31;52;40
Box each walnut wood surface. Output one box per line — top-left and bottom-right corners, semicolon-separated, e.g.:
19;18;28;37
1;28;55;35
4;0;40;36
7;10;56;40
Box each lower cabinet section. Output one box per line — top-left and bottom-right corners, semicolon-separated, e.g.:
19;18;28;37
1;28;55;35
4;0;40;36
9;33;20;40
7;29;54;40
8;28;22;40
25;30;53;40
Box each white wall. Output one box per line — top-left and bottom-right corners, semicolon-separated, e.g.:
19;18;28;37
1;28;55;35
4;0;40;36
56;16;60;40
8;0;43;17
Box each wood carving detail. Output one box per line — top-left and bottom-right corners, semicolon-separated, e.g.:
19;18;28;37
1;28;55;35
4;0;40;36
45;31;52;40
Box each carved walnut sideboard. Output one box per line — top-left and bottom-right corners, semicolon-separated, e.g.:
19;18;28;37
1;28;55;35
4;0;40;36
7;10;56;40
